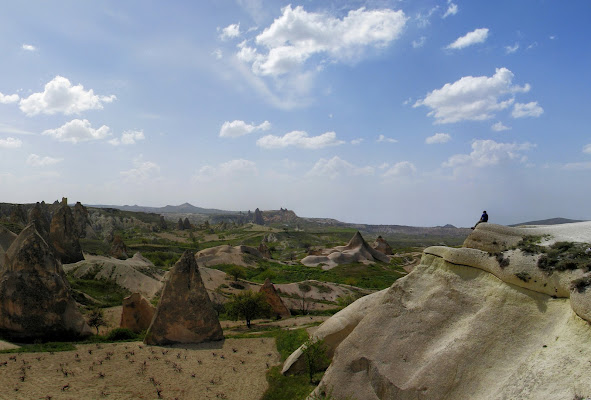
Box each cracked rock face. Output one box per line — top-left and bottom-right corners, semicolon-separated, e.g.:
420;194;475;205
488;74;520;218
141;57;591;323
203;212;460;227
120;293;156;333
259;278;290;319
144;250;223;345
0;224;92;341
49;204;84;264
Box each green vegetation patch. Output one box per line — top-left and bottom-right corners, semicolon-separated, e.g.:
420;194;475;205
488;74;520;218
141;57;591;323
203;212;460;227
68;277;131;307
537;242;591;274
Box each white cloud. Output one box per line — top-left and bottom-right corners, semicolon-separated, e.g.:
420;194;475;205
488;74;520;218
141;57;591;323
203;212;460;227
0;123;33;135
446;28;489;50
491;121;511;131
213;49;223;59
377;134;398;143
416;7;439;28
109;130;145;146
220;23;241;40
120;158;160;181
351;138;363;145
42;119;111;143
0;92;19;104
583;144;591;154
414;67;531;124
19;76;116;116
195;159;257;182
308;156;374;179
0;137;22;148
244;5;407;76
412;36;426;48
512;102;544;118
425;133;451;144
26;154;63;167
22;44;37;51
219;120;271;138
257;130;344;149
443;139;535;168
563;162;591;170
442;2;458;18
382;161;416;178
505;43;519;54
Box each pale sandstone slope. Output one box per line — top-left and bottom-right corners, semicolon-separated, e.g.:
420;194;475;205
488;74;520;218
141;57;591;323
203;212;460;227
295;222;591;400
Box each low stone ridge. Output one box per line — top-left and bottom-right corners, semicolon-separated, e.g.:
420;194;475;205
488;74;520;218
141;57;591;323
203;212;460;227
110;235;128;259
120;293;156;333
144;250;223;345
64;252;163;300
301;231;390;269
49;204;84;264
295;222;591;399
195;244;264;267
372;235;393;255
0;224;92;341
259;278;290;319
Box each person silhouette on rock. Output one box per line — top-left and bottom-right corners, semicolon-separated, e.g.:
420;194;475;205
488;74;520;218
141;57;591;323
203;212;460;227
471;211;488;230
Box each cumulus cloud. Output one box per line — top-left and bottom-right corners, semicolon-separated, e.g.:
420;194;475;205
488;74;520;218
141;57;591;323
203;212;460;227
220;23;241;40
0;92;19;104
446;28;489;50
512;102;544;118
412;36;426;48
443;139;535;168
491;121;511;131
414;67;531;124
219;120;271;138
584;144;591;154
257;130;344;149
505;43;519;54
109;130;145;146
120;158;160;181
351;138;364;145
442;2;458;18
308;156;374;179
26;154;63;167
241;5;407;76
0;137;22;148
19;76;116;116
425;133;451;144
213;49;223;59
22;44;37;51
42;119;111;143
382;161;416;178
377;134;398;143
195;159;257;182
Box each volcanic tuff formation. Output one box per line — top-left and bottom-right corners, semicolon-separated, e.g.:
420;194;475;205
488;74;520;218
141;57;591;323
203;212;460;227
259;278;290;319
290;222;591;400
0;226;17;269
301;231;390;269
120;293;156;333
49;203;84;264
372;235;393;255
144;250;223;345
110;235;128;259
0;224;92;341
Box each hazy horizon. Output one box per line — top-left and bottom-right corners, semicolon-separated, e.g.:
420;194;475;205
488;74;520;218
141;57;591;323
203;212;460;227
1;1;590;227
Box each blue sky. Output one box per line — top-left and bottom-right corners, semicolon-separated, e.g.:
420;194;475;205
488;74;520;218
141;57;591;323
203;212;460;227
0;0;590;226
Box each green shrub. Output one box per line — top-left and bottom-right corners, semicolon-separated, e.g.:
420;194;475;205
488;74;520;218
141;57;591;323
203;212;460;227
106;328;137;341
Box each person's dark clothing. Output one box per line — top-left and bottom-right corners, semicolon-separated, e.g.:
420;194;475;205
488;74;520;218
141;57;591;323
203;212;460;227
481;212;488;222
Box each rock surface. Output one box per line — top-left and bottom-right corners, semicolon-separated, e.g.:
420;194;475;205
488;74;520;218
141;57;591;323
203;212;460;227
120;293;156;333
0;226;17;269
372;235;393;255
144;250;223;345
253;208;264;225
258;242;271;259
259;278;290;319
301;231;390;269
49;204;84;263
110;235;128;259
297;222;591;399
195;245;264;267
0;224;92;341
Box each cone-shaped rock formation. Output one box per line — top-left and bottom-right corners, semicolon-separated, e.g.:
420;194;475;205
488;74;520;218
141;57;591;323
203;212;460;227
110;235;128;260
259;278;290;319
49;204;84;264
144;250;223;345
0;224;92;341
120;293;156;333
372;235;393;255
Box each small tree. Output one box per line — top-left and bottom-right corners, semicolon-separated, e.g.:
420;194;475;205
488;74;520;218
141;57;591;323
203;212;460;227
88;307;106;335
302;338;329;384
226;265;247;282
226;291;271;328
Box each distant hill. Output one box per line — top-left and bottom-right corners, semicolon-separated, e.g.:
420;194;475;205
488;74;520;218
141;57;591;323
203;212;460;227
90;202;236;215
510;217;585;227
